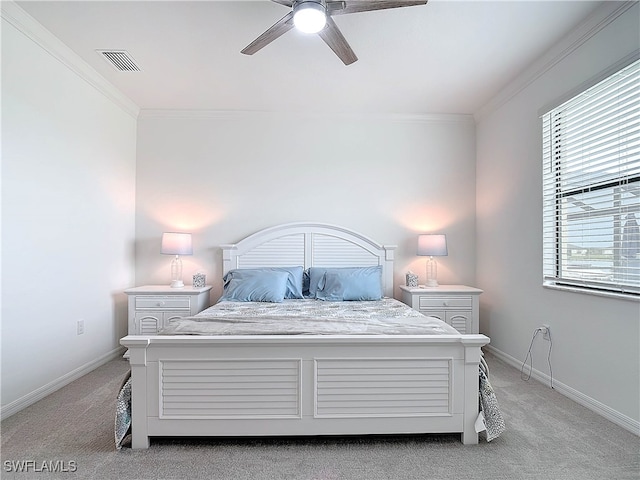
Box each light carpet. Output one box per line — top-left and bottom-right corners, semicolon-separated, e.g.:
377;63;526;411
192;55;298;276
1;352;638;480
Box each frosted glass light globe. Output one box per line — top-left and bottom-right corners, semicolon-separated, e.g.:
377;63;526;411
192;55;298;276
293;3;326;34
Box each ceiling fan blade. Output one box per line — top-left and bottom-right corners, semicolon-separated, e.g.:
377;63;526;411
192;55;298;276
326;1;347;13
318;16;358;65
329;0;427;15
271;0;293;7
241;11;295;55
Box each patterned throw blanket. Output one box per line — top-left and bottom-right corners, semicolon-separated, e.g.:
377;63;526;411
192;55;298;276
114;372;132;450
159;298;459;336
476;357;506;442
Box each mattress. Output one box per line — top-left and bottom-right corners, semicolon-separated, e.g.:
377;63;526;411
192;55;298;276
159;297;459;336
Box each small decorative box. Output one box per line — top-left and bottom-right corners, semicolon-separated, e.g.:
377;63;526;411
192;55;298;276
406;271;419;287
193;272;206;288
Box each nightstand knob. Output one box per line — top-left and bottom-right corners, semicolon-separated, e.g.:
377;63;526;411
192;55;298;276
157;301;165;307
443;301;449;307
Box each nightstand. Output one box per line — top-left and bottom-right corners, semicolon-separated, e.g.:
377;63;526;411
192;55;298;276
125;285;213;335
399;285;482;334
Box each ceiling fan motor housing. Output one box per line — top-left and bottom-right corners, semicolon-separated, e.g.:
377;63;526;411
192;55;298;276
293;0;327;10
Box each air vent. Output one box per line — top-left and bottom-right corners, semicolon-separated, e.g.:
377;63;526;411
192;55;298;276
97;50;141;72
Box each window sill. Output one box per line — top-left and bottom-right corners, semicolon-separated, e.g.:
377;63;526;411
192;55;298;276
543;283;640;302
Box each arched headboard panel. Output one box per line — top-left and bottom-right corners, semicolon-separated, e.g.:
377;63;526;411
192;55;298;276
221;223;397;297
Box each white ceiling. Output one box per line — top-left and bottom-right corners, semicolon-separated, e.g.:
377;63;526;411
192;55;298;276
16;0;604;115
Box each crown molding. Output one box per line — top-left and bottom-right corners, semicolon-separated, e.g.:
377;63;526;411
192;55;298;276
138;109;474;125
474;1;637;123
1;1;140;119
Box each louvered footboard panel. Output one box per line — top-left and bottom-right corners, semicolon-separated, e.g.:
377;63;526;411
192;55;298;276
159;359;302;419
315;358;452;417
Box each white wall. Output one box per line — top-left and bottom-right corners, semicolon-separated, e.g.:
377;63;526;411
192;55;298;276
135;112;477;301
8;0;636;436
1;10;137;413
476;2;640;430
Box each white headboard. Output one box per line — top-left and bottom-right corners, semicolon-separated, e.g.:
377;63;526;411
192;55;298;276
221;223;397;297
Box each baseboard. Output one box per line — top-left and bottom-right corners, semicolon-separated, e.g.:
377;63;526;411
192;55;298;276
485;345;640;437
0;346;126;421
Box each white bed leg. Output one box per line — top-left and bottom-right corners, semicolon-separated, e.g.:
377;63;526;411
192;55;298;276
461;340;482;445
130;364;150;449
123;338;151;449
461;427;479;445
131;431;150;450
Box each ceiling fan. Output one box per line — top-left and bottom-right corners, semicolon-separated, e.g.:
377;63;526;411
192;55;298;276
241;0;428;65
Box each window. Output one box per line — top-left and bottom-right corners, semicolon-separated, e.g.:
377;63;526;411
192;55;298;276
542;58;640;297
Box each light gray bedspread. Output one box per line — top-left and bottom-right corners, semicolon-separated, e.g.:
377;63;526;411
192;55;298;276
159;298;459;336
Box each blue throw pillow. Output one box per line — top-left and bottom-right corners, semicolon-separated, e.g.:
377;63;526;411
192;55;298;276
219;270;289;303
223;267;304;299
311;266;383;301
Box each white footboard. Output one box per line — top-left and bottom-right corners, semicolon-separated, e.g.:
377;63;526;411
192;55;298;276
121;334;489;449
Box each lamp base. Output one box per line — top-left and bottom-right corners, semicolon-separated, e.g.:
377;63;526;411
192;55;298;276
425;256;439;288
170;255;184;288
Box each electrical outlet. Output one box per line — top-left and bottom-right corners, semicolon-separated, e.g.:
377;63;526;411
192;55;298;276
542;324;551;341
77;319;85;335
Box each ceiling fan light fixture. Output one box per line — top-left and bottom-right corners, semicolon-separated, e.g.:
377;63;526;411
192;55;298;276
293;1;327;34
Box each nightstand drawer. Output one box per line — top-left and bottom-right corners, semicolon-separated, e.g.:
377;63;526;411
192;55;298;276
419;296;472;309
135;296;191;310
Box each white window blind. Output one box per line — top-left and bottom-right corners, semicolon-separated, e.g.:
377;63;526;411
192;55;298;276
542;58;640;296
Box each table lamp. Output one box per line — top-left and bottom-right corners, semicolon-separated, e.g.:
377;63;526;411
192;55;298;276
417;234;448;287
161;232;193;288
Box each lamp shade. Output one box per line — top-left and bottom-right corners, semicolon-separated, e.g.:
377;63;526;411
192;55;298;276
161;232;193;256
417;234;448;257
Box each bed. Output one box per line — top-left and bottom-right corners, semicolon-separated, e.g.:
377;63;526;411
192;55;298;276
120;222;490;449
